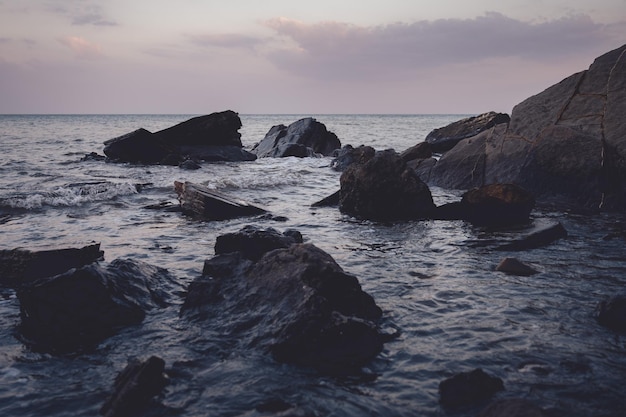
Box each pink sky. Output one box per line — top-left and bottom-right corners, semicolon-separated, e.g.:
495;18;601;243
0;0;624;114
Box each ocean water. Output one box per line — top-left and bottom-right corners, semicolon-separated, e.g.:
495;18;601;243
0;114;625;417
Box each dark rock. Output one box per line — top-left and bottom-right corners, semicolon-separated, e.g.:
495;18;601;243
81;152;106;161
100;356;167;417
179;159;201;170
496;257;538;276
330;145;376;172
174;181;266;220
181;227;385;373
17;258;177;353
252;118;341;158
311;190;341;207
214;225;302;261
339;149;436;221
0;243;104;288
596;294;626;332
434;183;534;226
478;398;545;417
496;220;567;251
439;368;504;409
400;141;433;162
425;111;510;153
256;398;293;413
428;44;626;211
103;111;255;164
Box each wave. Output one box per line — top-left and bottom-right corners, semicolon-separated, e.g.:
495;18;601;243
0;181;140;210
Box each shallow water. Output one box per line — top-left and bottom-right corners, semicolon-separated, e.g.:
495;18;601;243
0;114;625;416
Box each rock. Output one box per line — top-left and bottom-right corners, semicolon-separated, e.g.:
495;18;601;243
496;257;538;276
425;111;510;153
434;183;535;226
180;226;385;373
103;111;256;164
400;141;433;163
439;368;504;409
596;294;626;332
478;398;545;417
311;190;341;207
178;159;201;170
339;149;436;221
174;181;266;220
100;356;167;417
17;258;177;353
428;44;626;211
81;152;106;161
0;243;104;288
252;118;341;158
496;220;567;251
330;145;376;172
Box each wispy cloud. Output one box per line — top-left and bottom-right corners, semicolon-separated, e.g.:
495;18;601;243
59;36;104;59
187;33;265;50
262;13;621;80
45;1;118;27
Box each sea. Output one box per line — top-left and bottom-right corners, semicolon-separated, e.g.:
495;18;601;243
0;114;625;417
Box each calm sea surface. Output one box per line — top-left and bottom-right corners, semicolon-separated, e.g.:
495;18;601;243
0;114;625;416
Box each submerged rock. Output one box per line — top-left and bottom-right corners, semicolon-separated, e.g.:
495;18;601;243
252;117;341;158
17;258;177;353
181;226;386;373
425;111;510;153
339;149;435;221
596;294;626;332
439;368;504;409
174;181;266;220
496;220;568;251
496;257;539;276
0;243;104;288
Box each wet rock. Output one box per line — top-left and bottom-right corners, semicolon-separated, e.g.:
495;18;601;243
103;111;256;163
174;181;266;220
17;258;177;353
439;368;504;409
252;117;341;158
178;159;201;170
181;226;385;373
434;183;535;226
214;225;303;261
311;190;341;207
330;145;376;172
496;257;539;276
100;356;167;417
478;398;545;417
496;220;567;251
81;152;106;161
400;141;433;163
339;149;436;221
0;243;104;288
425;111;510;153
596;294;626;332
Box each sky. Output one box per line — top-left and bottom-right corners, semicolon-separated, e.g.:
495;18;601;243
0;0;624;114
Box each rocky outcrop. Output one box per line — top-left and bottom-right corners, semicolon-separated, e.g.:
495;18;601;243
174;181;266;220
339;149;436;221
0;243;104;288
425;44;626;211
17;258;178;353
596;294;626;332
425;111;510;153
252;118;341;158
180;226;386;373
439;368;504;409
103;111;256;164
330;145;376;171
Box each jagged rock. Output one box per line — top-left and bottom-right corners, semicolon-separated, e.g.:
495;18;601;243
596;294;626;332
252;118;341;158
180;226;386;373
496;257;538;276
478;398;545;417
103;111;256;164
434;183;535;226
428;44;626;211
330;145;376;171
339;149;436;221
100;356;167;417
439;368;504;409
17;258;177;353
174;181;266;220
425;111;510;153
0;243;104;288
496;220;567;251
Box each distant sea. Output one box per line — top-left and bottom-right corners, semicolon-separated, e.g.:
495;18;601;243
1;114;625;417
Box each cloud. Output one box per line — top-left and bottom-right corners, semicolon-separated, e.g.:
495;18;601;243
187;33;265;50
45;1;118;26
262;13;621;80
59;36;104;59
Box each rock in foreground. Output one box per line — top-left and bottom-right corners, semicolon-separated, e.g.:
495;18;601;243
181;226;386;373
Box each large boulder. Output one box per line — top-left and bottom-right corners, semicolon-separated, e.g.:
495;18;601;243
103;111;256;164
339;149;436;221
17;258;178;353
252;117;341;158
427;44;626;211
180;226;386;373
425;111;510;153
